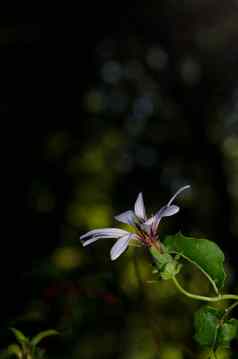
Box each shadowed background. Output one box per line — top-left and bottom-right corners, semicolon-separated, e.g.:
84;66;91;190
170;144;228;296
1;1;238;358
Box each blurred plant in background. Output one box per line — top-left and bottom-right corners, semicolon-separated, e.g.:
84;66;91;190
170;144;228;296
1;329;58;359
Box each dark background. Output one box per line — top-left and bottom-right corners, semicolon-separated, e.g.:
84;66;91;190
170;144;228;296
1;1;238;358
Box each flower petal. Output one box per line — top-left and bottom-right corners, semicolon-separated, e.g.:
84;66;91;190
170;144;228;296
167;185;191;206
139;223;152;234
157;205;180;218
134;192;146;220
110;234;133;261
114;210;136;226
150;205;180;233
80;228;129;240
82;237;104;246
144;216;154;226
146;205;179;227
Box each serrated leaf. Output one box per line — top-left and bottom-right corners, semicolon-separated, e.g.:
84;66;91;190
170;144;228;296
9;329;29;345
31;330;59;346
194;306;221;347
164;232;226;290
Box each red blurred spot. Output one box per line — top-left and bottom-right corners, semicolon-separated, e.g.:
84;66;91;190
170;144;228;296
102;292;119;304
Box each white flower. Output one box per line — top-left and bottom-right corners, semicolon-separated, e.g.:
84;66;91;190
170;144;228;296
80;185;190;261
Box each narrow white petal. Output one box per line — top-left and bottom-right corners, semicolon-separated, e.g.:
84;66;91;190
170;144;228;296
152;205;180;233
115;210;136;225
134;192;146;220
80;228;129;240
158;205;180;217
141;215;157;234
140;223;152;234
110;234;133;261
82;237;103;246
144;216;154;226
167;185;191;206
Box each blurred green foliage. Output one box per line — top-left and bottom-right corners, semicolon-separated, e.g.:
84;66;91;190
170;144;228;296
1;328;58;359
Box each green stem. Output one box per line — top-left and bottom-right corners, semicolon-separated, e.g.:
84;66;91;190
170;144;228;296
170;250;219;295
172;276;238;302
221;301;238;322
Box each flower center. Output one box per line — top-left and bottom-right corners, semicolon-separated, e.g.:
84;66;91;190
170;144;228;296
137;229;160;249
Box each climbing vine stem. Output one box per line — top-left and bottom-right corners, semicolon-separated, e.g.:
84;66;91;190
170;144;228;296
172;276;238;302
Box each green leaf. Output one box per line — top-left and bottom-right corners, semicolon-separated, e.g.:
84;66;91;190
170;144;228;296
5;344;22;358
10;329;29;345
217;318;238;348
164;232;226;290
194;306;221;347
31;330;59;346
194;306;238;350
